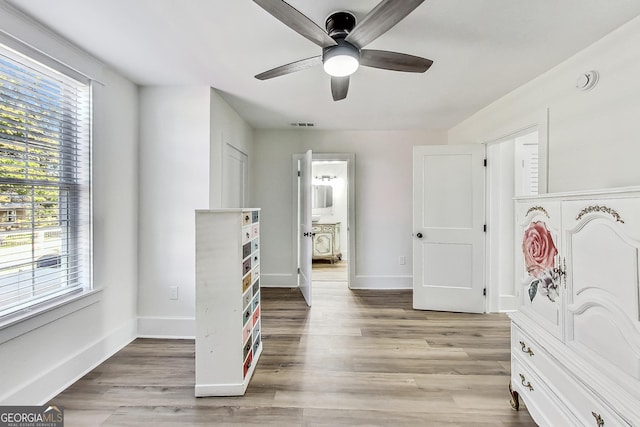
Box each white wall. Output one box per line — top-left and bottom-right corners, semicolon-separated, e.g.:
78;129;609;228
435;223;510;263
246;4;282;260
137;87;254;338
209;89;254;209
137;86;210;338
449;14;640;193
0;5;139;404
252;129;446;289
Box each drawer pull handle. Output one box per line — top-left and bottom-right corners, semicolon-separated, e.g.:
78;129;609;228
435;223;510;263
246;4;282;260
519;341;535;357
592;412;604;426
519;373;534;391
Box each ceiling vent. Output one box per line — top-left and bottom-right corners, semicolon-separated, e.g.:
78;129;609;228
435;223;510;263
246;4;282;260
290;122;316;127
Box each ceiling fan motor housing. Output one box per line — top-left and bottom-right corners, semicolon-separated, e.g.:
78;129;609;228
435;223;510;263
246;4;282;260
325;11;356;38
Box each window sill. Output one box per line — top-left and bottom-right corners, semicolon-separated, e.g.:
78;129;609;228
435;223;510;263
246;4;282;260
0;288;102;345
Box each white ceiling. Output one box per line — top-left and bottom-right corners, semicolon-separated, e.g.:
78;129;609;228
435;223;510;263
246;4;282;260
7;0;640;131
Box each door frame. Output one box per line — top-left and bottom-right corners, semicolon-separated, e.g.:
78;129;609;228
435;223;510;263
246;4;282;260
221;142;249;208
484;109;549;312
292;152;355;288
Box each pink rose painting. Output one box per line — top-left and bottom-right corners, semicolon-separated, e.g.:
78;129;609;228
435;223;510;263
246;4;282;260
522;221;560;302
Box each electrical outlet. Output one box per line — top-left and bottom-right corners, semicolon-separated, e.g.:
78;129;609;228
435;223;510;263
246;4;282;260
399;256;406;265
169;286;179;300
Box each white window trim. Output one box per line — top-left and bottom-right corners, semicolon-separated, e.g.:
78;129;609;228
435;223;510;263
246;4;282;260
0;36;94;331
0;288;101;344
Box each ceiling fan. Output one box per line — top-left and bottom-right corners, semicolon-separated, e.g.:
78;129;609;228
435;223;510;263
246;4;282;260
253;0;433;101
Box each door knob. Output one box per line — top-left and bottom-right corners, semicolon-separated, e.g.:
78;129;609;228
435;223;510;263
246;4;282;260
416;232;423;238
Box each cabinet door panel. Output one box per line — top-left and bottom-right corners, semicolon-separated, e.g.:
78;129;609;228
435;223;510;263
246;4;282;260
515;201;563;339
563;198;640;380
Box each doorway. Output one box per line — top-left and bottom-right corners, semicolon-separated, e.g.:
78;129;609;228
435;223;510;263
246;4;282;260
311;160;349;283
293;152;355;294
485;123;547;312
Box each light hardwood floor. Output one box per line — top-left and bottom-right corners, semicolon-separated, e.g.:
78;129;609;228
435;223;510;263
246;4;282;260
49;283;537;426
312;259;348;281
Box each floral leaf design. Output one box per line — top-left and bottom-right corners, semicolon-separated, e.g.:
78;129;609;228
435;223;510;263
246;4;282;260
522;220;560;303
522;221;558;277
528;281;538;302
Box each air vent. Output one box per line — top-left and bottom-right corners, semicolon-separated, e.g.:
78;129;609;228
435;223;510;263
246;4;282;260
290;122;315;127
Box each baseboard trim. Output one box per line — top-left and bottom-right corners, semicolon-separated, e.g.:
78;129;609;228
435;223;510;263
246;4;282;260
259;273;297;288
350;274;412;290
137;316;195;339
499;295;518;312
2;319;137;405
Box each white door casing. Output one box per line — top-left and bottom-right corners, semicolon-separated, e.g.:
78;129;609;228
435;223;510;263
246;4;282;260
413;144;486;313
222;143;248;208
298;150;313;306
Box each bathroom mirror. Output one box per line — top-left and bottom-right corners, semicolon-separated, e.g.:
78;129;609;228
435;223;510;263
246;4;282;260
312;185;333;209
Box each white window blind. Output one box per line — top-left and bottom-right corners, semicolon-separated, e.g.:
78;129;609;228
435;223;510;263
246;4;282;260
0;43;91;318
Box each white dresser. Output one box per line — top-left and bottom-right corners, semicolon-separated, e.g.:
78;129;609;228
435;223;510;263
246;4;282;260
312;222;341;263
194;209;262;396
510;188;640;426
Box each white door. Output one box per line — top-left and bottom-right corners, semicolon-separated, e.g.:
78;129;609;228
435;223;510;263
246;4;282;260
222;143;248;208
413;144;486;313
298;150;313;306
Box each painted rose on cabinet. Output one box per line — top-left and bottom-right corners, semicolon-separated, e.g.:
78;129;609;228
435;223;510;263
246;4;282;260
522;221;560;302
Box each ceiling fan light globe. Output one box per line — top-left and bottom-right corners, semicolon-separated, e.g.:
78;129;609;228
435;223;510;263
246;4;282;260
323;55;359;77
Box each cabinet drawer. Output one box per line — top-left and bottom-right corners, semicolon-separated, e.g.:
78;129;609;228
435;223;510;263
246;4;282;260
322;225;334;232
242;320;252;343
252;280;259;296
252;211;259;223
252;253;260;268
243;290;252;310
252;292;260;311
512;358;577;426
252;306;260;326
253;319;261;341
252;268;260;283
312;225;321;233
251;224;260;238
512;326;567;395
242;226;252;244
242;212;252;226
252;238;259;253
243;350;253;378
242;241;251;259
242;258;251;276
242;306;252;326
243;335;253;360
512;326;632;427
253;333;261;355
242;274;251;293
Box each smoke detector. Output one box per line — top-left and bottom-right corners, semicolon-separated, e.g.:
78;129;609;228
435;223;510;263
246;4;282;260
576;70;599;91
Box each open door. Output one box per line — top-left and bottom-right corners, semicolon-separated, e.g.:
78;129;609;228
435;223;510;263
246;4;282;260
298;150;313;306
413;144;486;313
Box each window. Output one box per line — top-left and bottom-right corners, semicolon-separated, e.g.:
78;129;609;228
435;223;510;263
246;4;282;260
0;42;91;318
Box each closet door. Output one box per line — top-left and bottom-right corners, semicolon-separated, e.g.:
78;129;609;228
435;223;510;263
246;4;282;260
412;144;486;313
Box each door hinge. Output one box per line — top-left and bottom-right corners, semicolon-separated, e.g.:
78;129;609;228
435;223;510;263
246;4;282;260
297;267;300;274
483;158;487;167
297;170;301;177
483;224;487;232
483;288;487;297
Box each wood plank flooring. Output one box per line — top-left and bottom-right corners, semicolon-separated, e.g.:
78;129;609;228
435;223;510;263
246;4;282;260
48;283;537;426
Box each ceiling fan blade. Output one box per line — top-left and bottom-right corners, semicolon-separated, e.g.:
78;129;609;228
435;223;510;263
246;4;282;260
255;56;322;80
254;0;337;48
331;76;349;101
360;50;433;73
345;0;425;48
